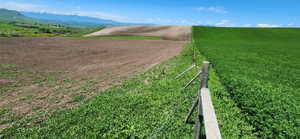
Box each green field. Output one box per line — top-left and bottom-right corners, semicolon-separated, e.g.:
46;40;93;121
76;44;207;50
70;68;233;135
0;44;255;138
1;27;299;138
193;27;300;138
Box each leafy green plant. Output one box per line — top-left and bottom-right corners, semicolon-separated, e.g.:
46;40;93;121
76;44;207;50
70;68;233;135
32;106;42;111
193;26;300;138
0;108;10;116
68;95;86;103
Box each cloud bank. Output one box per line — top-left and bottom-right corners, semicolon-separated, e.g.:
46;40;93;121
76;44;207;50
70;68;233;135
257;24;281;27
195;6;227;14
0;0;126;22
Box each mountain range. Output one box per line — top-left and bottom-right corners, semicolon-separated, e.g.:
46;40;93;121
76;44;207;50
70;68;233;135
0;8;152;27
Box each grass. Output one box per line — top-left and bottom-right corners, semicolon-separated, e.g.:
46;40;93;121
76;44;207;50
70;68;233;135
193;26;300;138
68;95;86;103
0;63;63;94
0;108;19;127
0;23;103;37
0;63;97;129
0;44;255;138
0;24;53;37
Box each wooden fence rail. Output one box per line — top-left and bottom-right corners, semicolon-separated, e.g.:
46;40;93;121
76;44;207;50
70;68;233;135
185;61;222;139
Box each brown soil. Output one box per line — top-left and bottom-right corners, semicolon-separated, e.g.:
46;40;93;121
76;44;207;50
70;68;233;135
0;37;186;130
85;26;192;41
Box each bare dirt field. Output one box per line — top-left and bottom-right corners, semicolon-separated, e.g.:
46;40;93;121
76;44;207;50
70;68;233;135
85;26;192;41
0;37;186;130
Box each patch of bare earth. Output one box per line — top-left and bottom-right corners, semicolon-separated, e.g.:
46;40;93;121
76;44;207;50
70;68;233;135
0;37;186;130
85;26;192;41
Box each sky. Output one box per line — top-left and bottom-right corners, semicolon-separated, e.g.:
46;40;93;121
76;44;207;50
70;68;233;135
0;0;299;27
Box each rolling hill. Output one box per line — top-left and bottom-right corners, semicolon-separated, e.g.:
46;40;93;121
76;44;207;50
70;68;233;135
0;8;37;24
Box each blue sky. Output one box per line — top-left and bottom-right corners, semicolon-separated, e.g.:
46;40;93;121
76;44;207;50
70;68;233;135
0;0;299;27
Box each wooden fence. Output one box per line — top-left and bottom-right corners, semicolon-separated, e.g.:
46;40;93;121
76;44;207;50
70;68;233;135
185;61;222;139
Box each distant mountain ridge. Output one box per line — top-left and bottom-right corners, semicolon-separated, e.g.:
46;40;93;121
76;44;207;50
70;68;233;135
21;11;123;27
0;8;153;27
21;11;153;27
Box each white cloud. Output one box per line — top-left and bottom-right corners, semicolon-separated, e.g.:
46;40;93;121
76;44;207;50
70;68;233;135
257;24;281;27
139;18;197;25
243;24;252;27
215;20;236;27
180;20;189;24
215;20;229;26
195;6;227;14
72;11;126;21
0;1;39;11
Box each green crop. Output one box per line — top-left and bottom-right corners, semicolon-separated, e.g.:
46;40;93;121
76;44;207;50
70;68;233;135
193;26;300;138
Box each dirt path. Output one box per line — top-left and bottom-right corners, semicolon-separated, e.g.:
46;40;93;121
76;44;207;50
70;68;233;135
85;26;192;41
0;37;186;130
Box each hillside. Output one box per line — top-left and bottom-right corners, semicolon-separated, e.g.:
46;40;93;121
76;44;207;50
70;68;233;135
0;8;37;24
0;9;105;37
85;26;191;41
